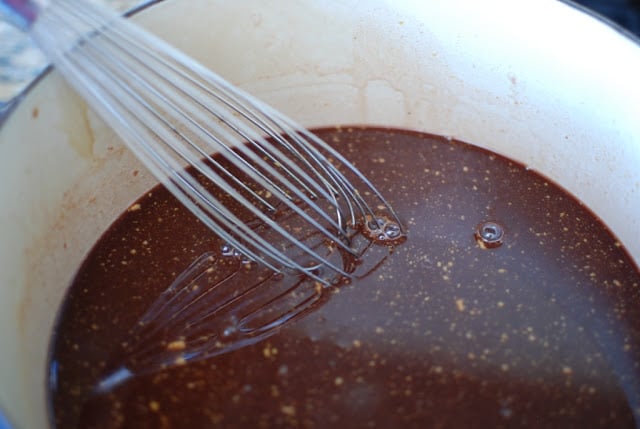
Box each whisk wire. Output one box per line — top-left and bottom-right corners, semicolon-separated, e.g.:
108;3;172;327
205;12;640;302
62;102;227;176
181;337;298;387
54;0;356;236
54;0;341;207
38;1;357;277
26;0;403;280
95;16;356;234
54;38;310;274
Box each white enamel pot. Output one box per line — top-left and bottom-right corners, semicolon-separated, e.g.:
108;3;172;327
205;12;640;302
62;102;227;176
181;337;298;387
0;0;639;427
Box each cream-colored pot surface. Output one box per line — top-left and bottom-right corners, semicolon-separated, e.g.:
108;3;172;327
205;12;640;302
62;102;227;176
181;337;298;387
1;0;639;427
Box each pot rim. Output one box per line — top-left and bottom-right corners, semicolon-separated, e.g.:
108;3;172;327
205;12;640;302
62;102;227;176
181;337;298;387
0;0;163;126
0;1;639;427
0;0;639;127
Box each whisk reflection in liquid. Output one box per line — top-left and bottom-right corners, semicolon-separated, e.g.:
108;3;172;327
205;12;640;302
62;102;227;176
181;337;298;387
94;216;396;394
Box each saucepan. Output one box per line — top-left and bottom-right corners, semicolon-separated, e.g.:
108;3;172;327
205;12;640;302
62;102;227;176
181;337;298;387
0;0;638;427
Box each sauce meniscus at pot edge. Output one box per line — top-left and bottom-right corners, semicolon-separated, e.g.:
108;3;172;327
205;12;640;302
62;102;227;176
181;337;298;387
49;127;640;428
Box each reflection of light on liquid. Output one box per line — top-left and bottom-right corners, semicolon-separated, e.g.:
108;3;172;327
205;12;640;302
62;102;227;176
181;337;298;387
475;221;504;249
362;215;405;244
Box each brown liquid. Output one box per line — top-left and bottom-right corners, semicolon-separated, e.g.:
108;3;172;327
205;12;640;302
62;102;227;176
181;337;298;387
49;127;640;428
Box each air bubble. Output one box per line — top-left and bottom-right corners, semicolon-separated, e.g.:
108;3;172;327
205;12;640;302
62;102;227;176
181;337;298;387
368;218;384;230
384;223;401;238
221;244;252;262
475;221;505;249
361;214;406;244
221;244;234;257
222;316;239;338
222;326;237;338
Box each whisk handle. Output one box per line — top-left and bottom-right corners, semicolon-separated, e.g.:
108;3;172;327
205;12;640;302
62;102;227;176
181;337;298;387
0;0;46;31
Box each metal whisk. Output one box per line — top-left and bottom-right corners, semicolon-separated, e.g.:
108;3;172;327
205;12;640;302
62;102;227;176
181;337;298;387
1;0;402;283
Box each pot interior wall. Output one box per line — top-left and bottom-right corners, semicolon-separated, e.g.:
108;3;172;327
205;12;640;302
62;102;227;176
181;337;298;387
0;0;638;427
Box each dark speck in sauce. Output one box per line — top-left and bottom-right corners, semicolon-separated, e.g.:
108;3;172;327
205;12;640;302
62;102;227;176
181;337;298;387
48;127;640;428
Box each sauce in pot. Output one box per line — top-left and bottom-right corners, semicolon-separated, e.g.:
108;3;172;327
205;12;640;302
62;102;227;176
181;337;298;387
49;127;640;428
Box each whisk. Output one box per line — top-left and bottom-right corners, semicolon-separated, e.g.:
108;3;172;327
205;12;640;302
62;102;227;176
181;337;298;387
95;231;391;393
1;0;403;283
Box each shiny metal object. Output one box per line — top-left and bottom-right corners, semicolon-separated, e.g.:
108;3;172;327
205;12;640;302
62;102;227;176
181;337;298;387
0;0;401;283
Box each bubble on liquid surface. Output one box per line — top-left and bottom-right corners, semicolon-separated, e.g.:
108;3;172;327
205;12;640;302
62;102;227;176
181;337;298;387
361;214;406;245
383;223;401;239
475;221;505;249
221;244;252;263
221;244;235;257
221;316;240;339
